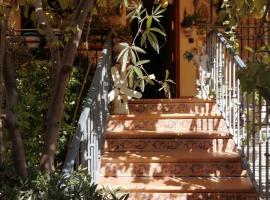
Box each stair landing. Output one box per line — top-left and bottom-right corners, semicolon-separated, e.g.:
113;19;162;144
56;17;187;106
98;98;258;200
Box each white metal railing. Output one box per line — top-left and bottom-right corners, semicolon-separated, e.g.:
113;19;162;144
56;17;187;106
63;32;112;182
207;30;270;199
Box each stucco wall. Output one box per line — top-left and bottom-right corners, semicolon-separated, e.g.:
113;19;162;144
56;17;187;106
179;0;197;97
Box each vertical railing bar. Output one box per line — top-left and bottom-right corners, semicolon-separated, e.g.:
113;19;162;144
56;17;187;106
221;43;225;113
241;92;246;156
258;94;262;191
247;93;250;161
266;102;269;199
87;112;91;175
235;74;242;148
232;61;237;143
217;37;220;104
252;91;256;180
228;55;232;131
224;49;228;124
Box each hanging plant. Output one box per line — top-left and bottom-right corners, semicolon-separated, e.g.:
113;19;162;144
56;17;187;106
181;9;195;28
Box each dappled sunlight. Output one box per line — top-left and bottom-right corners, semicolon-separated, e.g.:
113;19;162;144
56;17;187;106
97;99;256;198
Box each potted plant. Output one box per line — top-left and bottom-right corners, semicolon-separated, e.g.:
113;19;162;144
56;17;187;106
181;10;195;36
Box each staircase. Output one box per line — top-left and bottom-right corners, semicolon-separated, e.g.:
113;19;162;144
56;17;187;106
97;98;258;200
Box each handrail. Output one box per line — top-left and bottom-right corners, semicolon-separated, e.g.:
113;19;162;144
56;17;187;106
207;30;270;199
63;32;112;182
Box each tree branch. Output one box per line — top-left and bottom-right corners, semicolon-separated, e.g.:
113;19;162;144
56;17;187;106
62;0;95;67
40;0;95;172
33;0;61;83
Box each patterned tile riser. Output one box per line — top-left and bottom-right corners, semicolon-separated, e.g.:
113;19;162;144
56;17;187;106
126;193;258;200
100;163;247;177
107;119;228;132
104;139;236;152
128;103;220;115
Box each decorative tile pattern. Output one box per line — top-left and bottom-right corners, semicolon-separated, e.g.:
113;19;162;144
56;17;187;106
127;193;258;200
128;103;220;115
104;139;236;152
100;162;247;177
107;118;228;132
100;100;257;197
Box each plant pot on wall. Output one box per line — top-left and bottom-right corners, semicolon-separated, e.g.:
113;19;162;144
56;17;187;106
182;27;193;37
23;32;41;49
181;10;195;37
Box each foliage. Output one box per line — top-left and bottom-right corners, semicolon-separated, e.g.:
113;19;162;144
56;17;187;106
237;60;270;104
3;34;94;166
219;0;270;102
181;10;195;28
112;0;174;97
158;69;175;98
0;165;128;200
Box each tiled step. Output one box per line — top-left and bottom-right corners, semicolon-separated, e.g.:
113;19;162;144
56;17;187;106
125;193;258;200
97;177;255;193
107;115;227;132
100;162;247;177
101;151;241;163
128;98;220;115
103;138;237;152
105;130;232;139
100;98;258;198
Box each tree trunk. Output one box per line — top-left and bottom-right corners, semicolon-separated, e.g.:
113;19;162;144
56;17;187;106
3;47;28;177
37;0;95;172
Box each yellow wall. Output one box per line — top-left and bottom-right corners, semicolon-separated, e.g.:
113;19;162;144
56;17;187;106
179;0;197;97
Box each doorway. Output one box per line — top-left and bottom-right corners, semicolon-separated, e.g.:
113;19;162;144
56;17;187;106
131;0;179;98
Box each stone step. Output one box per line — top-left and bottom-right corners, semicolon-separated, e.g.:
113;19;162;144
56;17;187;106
97;177;255;193
129;98;216;104
103;138;237;152
105;130;232;139
99;162;247;177
107;115;227;132
125;193;258;200
128;98;220;115
101;151;241;163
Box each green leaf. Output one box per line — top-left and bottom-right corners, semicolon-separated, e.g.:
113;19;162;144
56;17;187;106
150;27;166;36
146;16;153;30
130;49;137;64
235;0;244;8
147;31;160;53
165;69;169;80
254;0;267;11
140;32;147;46
58;0;69;10
117;46;129;63
135;60;150;67
134;67;144;78
131;45;146;54
121;50;129;72
245;46;254;53
139;80;145;92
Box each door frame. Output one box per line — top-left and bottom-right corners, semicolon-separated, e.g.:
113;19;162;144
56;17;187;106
173;0;180;98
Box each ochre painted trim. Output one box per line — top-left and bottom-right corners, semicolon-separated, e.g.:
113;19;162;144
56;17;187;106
174;0;180;98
